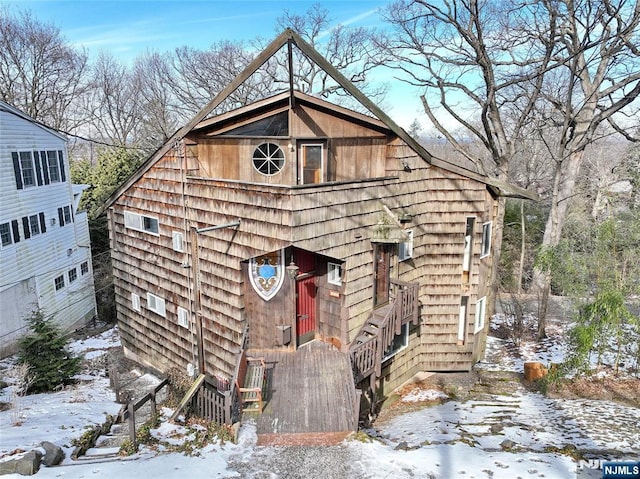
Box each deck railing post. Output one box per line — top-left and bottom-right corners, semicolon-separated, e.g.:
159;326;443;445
150;392;157;423
128;402;136;450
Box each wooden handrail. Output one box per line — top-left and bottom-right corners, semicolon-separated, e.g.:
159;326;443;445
121;378;170;450
349;280;418;384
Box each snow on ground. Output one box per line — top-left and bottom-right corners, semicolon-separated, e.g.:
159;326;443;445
1;318;639;479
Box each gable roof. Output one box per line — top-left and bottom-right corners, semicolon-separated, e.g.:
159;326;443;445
0;101;68;142
98;29;536;215
191;90;390;135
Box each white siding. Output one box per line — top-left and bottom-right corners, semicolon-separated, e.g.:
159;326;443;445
0;103;96;356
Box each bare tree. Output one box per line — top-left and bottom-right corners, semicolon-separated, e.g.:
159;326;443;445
0;8;89;132
165;41;272;119
378;0;556;322
132;52;182;145
83;52;146;147
529;0;640;337
380;0;639;338
273;3;387;111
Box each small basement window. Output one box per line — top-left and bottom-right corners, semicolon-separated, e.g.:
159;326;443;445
124;211;160;235
147;292;166;317
177;307;190;328
399;230;414;261
480;222;492;258
131;293;141;312
328;262;342;286
382;323;409;361
172;231;184;252
252;143;285;176
474;296;486;334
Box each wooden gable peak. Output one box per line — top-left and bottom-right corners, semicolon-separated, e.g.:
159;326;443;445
98;29;536;215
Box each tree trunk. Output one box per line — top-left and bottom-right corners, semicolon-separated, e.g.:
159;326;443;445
487;196;507;331
533;148;586;339
518;199;525;294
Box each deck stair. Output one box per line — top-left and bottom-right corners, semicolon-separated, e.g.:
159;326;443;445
349;279;419;385
352;305;392;346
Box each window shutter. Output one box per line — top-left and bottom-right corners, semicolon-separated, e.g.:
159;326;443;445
22;216;31;239
41;151;50;184
11;220;20;242
12;153;23;189
33;151;44;186
58;151;66;182
70;204;74;222
58;207;64;226
39;212;46;233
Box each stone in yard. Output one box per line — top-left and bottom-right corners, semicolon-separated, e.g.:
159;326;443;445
500;439;516;450
0;450;42;476
40;441;65;466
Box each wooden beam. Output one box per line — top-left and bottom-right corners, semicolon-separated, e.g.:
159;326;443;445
169;374;206;422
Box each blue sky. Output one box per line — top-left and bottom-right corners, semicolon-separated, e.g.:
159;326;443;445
4;0;426;128
13;1;388;60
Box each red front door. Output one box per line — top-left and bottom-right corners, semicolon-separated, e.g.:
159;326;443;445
295;250;316;346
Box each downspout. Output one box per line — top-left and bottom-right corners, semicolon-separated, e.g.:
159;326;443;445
177;140;199;375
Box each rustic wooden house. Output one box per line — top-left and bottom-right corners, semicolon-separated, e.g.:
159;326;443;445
101;30;534;442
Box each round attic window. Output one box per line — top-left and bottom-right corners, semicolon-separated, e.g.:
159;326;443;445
252;143;285;176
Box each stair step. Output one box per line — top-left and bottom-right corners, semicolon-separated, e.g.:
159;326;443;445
95;434;128;448
362;325;379;335
82;446;121;458
368;317;386;327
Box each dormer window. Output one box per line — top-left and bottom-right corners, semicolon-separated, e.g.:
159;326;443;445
252;143;285;176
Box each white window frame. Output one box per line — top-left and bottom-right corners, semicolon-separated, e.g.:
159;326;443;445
463;217;475;274
147;292;166;317
68;267;77;283
124;211;160;236
54;274;65;292
177;307;190;328
474;296;487;334
0;222;12;247
458;296;469;345
298;142;325;185
399;230;414;261
46;150;61;183
172;231;185;252
81;261;89;275
131;293;141;312
19;151;36;188
480;221;492;258
382;323;410;362
328;262;342;286
28;215;40;236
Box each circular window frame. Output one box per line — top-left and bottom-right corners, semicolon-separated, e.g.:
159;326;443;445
252;142;285;176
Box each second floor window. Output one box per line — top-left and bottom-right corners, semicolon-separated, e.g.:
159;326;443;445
19;152;36;187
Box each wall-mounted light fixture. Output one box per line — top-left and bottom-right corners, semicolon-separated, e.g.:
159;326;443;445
286;260;299;280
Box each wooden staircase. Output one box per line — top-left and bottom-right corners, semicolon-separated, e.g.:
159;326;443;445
349;279;419;387
352;305;393;346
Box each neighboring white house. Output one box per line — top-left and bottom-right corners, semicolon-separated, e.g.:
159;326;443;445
0;101;96;356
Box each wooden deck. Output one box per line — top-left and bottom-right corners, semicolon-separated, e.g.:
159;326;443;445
247;341;359;446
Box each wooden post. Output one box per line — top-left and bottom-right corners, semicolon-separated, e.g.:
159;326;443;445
150;392;157;423
128;402;136;450
110;368;120;402
223;390;232;425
